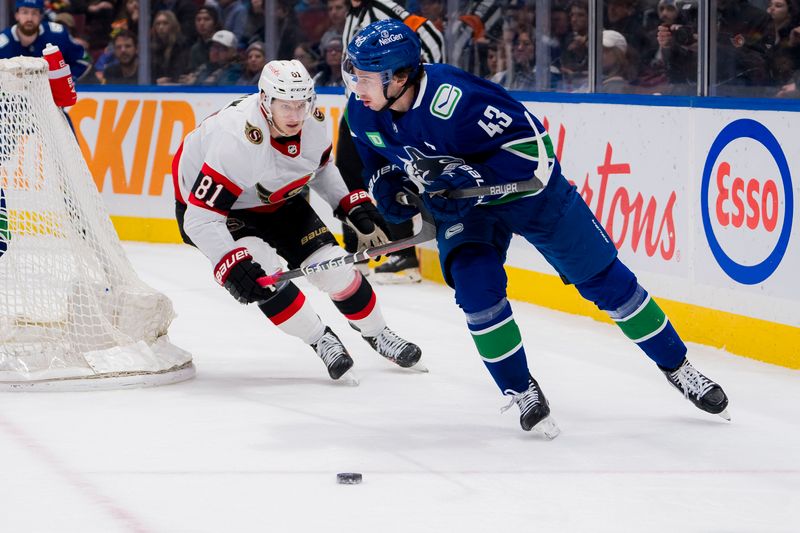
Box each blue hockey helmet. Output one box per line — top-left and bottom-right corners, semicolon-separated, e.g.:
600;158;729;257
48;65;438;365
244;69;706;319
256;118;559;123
15;0;44;11
342;19;421;90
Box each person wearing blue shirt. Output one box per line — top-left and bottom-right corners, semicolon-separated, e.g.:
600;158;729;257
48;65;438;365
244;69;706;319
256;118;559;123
0;0;91;81
343;19;731;437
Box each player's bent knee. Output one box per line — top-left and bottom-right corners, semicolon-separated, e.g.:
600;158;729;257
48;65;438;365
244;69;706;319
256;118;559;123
302;244;356;293
449;244;508;314
574;257;638;311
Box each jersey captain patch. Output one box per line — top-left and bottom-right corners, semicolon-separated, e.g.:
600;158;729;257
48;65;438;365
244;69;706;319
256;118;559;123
245;122;263;144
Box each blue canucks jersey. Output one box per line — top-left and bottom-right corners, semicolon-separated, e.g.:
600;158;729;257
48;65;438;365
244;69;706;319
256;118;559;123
0;22;90;80
346;63;561;202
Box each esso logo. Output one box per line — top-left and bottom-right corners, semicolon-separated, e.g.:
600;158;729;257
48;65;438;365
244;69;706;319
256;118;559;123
701;119;793;285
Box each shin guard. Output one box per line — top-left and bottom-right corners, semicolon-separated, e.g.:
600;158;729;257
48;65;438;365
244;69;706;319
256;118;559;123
609;285;687;369
330;270;385;337
257;281;325;345
467;299;531;394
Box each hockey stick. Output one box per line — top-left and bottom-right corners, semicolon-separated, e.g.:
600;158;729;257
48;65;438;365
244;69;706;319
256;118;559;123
259;192;435;285
439;177;545;199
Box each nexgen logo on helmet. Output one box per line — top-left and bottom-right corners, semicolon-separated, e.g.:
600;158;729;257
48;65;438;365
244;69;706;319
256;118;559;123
378;33;403;46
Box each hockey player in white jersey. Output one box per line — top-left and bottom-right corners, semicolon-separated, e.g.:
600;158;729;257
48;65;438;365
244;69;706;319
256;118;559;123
173;60;423;380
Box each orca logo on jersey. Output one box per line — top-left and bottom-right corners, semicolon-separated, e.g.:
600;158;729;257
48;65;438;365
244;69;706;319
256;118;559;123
399;146;465;188
245;122;264;145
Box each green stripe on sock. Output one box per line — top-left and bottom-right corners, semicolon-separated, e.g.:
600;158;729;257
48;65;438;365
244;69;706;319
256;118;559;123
471;318;522;360
614;297;666;342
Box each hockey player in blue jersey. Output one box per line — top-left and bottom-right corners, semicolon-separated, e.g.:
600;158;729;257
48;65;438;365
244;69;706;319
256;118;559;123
343;19;730;437
0;0;90;81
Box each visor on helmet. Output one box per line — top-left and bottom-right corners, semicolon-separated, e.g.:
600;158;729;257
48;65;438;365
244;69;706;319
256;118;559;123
342;52;394;94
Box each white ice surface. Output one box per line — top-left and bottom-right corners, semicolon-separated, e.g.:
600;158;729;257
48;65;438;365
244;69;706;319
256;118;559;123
1;242;798;533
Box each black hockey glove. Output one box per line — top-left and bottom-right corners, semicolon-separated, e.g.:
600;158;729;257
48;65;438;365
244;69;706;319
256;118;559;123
214;248;275;304
368;165;419;224
424;164;481;221
336;189;390;249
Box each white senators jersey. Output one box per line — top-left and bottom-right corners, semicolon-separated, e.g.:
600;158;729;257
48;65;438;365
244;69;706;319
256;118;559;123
174;93;350;265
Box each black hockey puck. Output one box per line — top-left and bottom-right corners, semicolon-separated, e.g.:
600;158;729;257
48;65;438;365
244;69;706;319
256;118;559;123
336;472;362;484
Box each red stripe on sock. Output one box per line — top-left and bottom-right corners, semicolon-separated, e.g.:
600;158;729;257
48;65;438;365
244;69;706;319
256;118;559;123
345;291;376;321
269;292;306;325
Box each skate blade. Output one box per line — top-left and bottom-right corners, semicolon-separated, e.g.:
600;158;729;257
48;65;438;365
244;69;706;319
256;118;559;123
717;408;731;422
532;416;561;440
337;370;360;386
371;270;422;285
406;361;429;373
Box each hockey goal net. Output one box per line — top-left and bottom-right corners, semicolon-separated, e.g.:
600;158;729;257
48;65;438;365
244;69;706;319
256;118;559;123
0;57;194;390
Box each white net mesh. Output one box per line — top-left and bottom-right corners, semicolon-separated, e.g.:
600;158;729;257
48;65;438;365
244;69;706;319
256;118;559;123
0;57;194;389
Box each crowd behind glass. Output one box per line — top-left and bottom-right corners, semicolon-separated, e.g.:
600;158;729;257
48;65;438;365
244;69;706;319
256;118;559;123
3;0;798;98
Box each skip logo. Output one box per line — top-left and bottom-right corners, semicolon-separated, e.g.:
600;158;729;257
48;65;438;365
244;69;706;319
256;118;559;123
701;119;793;285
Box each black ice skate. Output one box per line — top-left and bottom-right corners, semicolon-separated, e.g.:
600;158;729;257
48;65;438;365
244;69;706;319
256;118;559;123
311;327;355;381
501;376;560;439
661;359;730;420
357;325;426;371
372;253;421;284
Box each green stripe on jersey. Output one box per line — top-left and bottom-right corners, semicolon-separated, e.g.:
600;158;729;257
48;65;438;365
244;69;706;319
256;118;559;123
471;317;523;361
502;135;555;161
613;296;667;342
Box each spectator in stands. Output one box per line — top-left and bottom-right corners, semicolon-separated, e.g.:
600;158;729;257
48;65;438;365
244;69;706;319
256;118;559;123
485;41;506;82
658;0;772;96
218;0;248;42
153;0;198;42
237;41;267;85
639;0;684;92
601;29;636;93
151;10;189;84
766;0;800;87
296;0;329;45
276;0;302;60
776;68;800;96
103;29;138;84
189;6;221;71
496;28;563;91
561;0;589;90
112;0;139;37
319;0;348;46
293;42;320;77
0;0;91;81
182;29;242;86
243;0;265;46
313;34;344;86
419;0;445;32
548;5;572;59
83;0;119;61
605;0;653;75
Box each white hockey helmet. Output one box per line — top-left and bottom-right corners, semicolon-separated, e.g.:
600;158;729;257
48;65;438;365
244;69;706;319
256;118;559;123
258;59;316;122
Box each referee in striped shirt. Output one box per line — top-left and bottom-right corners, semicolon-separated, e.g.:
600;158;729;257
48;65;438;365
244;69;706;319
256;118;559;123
336;0;444;283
